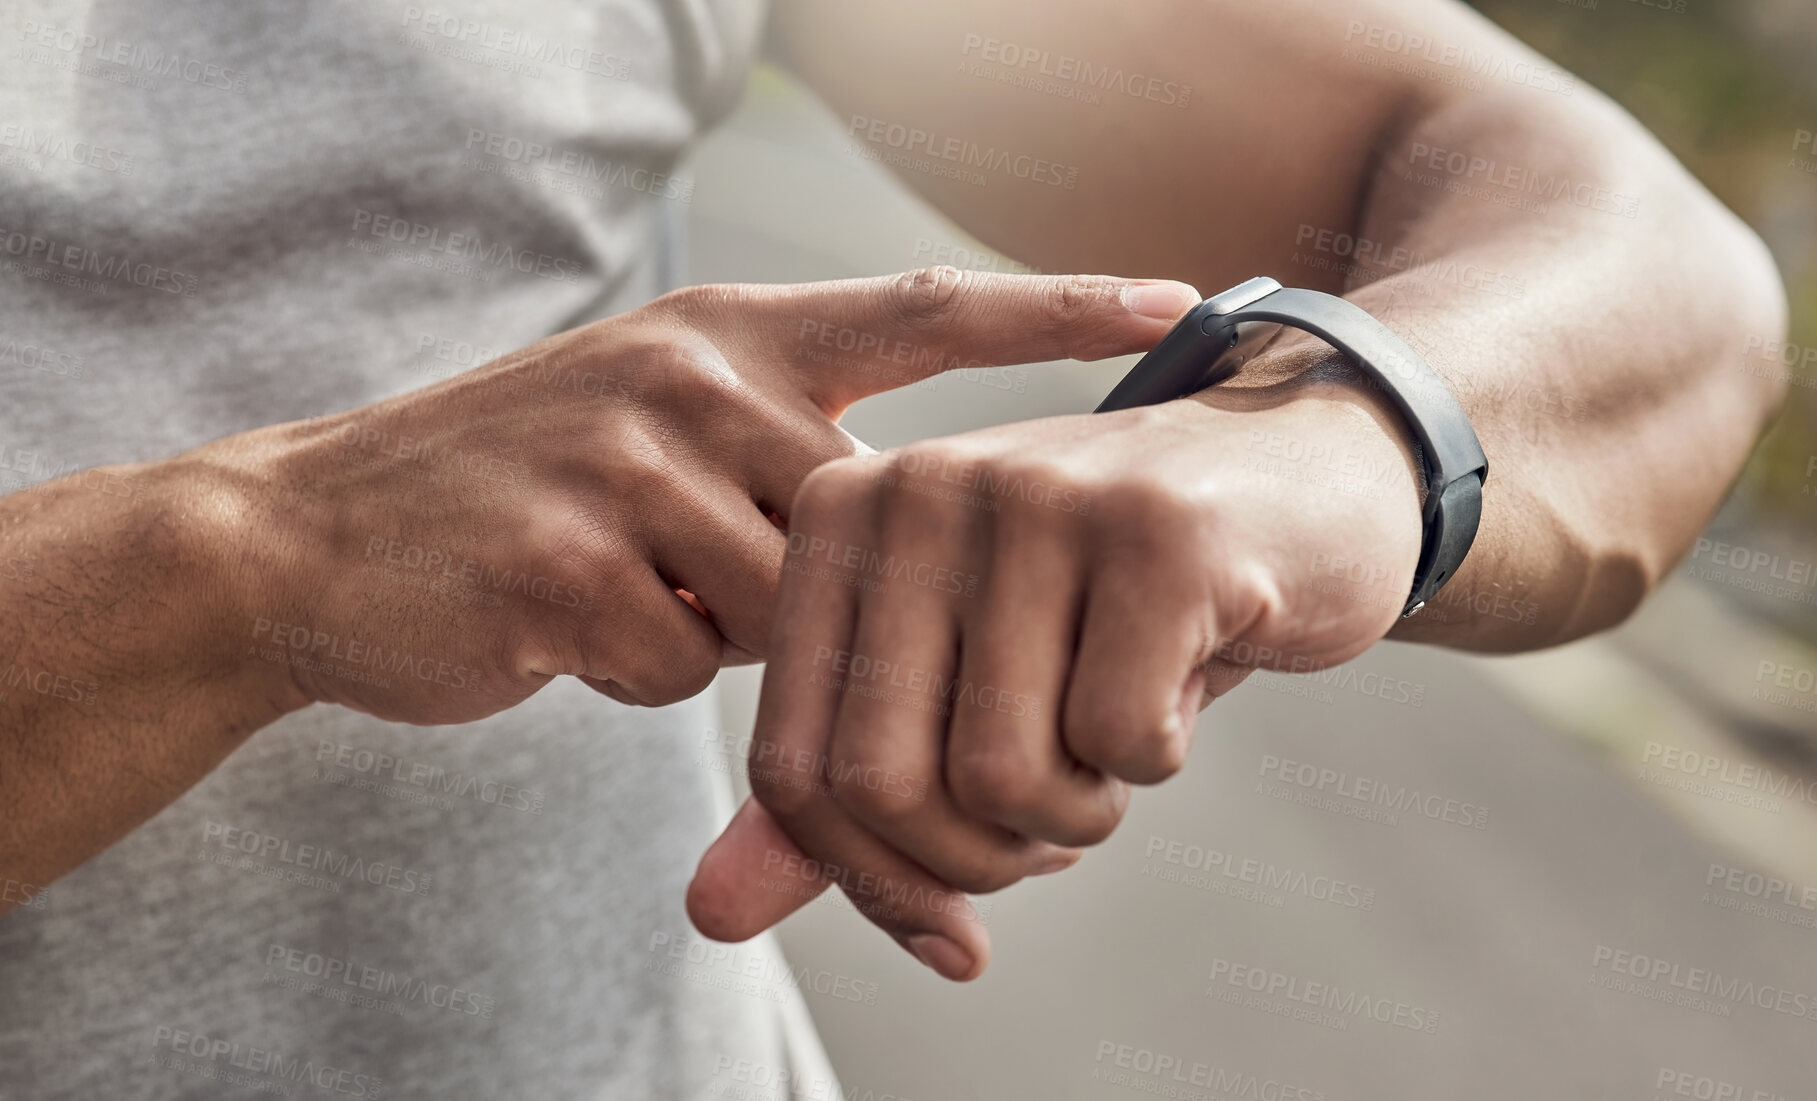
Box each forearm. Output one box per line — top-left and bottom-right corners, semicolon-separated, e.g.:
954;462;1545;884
780;0;1787;650
0;449;305;915
1258;87;1785;649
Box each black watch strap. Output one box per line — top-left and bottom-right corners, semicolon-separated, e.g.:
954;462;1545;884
1095;277;1488;618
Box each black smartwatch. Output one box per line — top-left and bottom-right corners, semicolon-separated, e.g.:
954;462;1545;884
1095;276;1488;618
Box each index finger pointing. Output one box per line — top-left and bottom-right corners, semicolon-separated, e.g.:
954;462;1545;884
763;268;1201;413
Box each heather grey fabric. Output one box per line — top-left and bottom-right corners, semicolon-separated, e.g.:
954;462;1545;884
0;2;838;1096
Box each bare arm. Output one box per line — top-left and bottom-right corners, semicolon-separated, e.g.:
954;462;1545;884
686;0;1792;977
0;459;303;911
0;272;1197;917
772;0;1788;648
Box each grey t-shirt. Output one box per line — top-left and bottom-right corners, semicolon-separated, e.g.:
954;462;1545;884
0;2;837;1096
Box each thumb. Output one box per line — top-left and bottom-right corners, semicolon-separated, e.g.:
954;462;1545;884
756;268;1202;414
687;796;829;942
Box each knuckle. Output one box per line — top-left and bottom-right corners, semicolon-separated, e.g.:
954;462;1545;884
881;441;979;499
586;415;690;503
1092;482;1217;563
774;408;864;474
622;633;718;707
611;443;682;501
793;459;871;523
645;337;740;409
997;456;1085;513
1063;698;1135;762
1132;734;1189;784
830;752;917;823
942;858;1022;896
1042;274;1119;327
502;617;578;682
886;265;968;330
1041;276;1124;360
1094;476;1189;532
1057;807;1121;848
648;281;743;320
749;754;819;821
1064;700;1181;783
947;747;1042;822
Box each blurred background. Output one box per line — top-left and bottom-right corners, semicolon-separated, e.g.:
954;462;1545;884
683;3;1817;1098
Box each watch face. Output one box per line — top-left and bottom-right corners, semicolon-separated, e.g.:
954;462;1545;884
1095;302;1281;411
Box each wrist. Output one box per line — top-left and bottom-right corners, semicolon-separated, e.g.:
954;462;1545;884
1191;346;1427;507
156;431;325;716
1187;349;1427;638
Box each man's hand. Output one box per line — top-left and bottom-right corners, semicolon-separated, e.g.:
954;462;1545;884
0;267;1202;912
196;268;1204;726
687;368;1423;979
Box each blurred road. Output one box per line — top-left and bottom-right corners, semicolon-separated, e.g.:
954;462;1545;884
690;70;1817;1101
